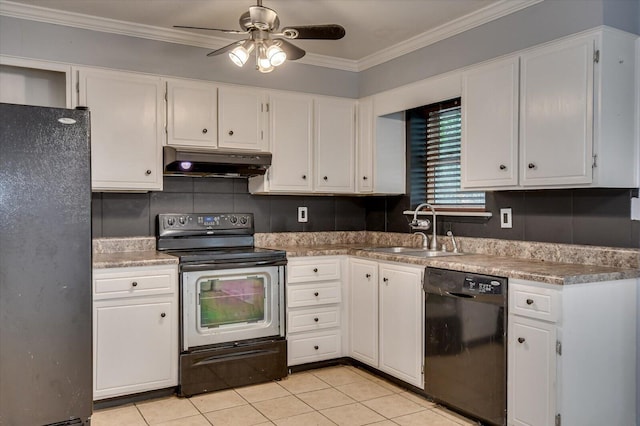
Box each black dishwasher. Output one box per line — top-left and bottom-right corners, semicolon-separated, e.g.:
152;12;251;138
424;267;507;426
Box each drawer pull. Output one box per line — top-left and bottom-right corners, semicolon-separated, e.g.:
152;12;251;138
314;317;319;322
499;164;507;170
314;292;319;297
383;277;389;283
314;345;319;350
160;312;166;318
528;163;536;169
145;170;152;175
131;281;138;287
313;268;318;273
365;273;371;278
302;175;307;180
202;128;208;134
228;130;234;136
517;337;526;344
526;299;534;305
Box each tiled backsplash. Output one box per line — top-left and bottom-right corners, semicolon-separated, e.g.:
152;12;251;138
92;177;639;249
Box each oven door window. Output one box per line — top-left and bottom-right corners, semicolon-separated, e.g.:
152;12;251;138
199;276;265;329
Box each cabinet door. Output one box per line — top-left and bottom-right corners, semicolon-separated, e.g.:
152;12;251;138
461;56;519;188
78;68;164;191
315;97;356;193
349;258;378;366
357;98;374;193
268;92;313;191
378;263;423;388
520;35;594;186
93;297;177;399
166;79;217;148
508;316;557;426
218;86;267;151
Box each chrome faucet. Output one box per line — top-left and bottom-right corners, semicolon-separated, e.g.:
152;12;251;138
413;232;429;249
411;203;438;251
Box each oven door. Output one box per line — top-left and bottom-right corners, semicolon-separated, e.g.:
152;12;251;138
182;264;284;351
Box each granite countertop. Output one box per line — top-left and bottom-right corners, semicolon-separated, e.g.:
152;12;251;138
93;251;178;269
263;244;640;286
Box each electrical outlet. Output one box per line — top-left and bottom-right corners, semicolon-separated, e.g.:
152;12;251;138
298;206;308;223
500;208;512;229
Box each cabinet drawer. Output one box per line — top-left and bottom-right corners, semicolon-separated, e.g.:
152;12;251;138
288;330;341;366
94;267;176;299
288;257;341;283
510;283;561;322
287;306;341;334
287;281;341;308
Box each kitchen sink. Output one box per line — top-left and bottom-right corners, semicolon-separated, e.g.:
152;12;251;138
364;247;468;257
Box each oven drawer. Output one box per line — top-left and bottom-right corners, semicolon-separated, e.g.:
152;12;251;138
94;266;176;299
287;330;341;366
288;257;341;283
287;281;341;307
287;306;341;333
510;282;561;322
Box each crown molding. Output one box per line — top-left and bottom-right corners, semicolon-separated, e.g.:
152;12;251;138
0;0;542;73
357;0;544;71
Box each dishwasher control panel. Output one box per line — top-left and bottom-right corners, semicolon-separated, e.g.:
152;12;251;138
463;275;504;295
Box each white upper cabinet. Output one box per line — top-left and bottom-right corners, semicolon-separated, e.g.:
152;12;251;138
264;91;314;192
461;56;519;188
314;97;356;193
520;35;594;186
357;97;374;193
250;93;357;194
218;85;268;151
461;27;638;190
166;79;218;149
76;67;164;191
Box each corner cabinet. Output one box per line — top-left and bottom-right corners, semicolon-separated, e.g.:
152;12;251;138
249;94;357;194
349;258;424;388
75;67;164;191
462;27;638;190
507;278;637;426
93;265;178;400
314;97;356;193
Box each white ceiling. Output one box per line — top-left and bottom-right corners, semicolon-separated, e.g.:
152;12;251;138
0;0;542;70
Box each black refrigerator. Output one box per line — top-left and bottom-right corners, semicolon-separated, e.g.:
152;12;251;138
0;103;93;425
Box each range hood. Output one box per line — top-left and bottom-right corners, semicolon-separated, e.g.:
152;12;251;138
163;146;271;178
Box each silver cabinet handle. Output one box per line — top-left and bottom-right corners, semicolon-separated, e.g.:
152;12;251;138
145;170;152;175
131;281;138;287
526;299;534;305
314;317;319;322
314;292;319;297
517;337;525;344
202;128;208;134
528;163;536;169
499;164;507;170
228;130;234;136
160;312;166;318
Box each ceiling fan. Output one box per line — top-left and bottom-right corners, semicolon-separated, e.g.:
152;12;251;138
174;0;346;73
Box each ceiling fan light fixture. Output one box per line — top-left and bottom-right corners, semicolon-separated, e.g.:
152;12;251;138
266;44;286;67
228;41;255;67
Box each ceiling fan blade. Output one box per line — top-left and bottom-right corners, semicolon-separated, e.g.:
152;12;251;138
274;39;306;60
206;41;244;57
281;24;345;40
174;25;248;35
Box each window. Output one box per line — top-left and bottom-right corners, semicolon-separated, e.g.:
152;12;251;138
407;98;485;209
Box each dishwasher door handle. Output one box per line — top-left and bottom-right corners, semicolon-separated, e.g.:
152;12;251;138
446;291;476;299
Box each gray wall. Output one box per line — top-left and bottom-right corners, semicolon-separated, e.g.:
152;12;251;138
359;0;639;96
0;16;358;98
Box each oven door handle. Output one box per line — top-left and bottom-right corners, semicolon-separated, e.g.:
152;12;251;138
193;348;281;366
181;259;286;272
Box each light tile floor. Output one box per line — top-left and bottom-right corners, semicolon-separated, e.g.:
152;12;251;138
92;365;478;426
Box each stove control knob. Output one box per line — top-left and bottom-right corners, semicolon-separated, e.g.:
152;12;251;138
179;216;186;225
239;216;248;225
229;216;238;224
167;217;175;226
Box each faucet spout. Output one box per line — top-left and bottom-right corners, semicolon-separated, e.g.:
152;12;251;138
411;203;438;251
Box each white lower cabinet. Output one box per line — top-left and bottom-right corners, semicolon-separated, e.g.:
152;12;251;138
508;278;637;426
349;258;424;388
286;256;345;366
93;265;178;400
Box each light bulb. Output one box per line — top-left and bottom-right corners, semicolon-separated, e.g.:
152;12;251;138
266;44;286;67
229;45;250;67
257;46;274;73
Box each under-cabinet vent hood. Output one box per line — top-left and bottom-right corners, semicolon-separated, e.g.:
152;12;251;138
163;146;271;178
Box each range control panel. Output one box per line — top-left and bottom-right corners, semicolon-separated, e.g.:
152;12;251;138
158;213;253;236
